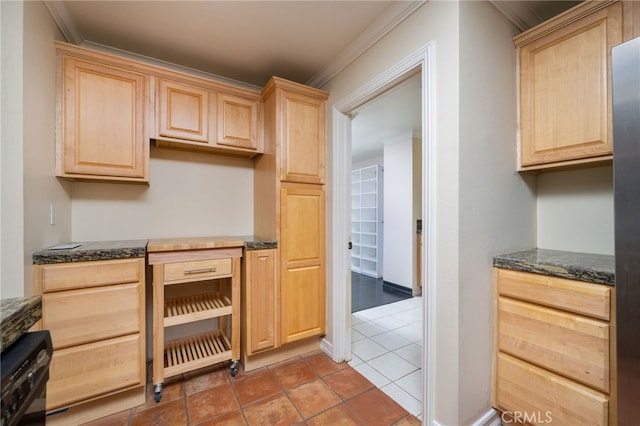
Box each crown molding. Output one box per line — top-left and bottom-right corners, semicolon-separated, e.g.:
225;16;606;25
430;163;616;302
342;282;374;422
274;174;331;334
44;0;84;44
307;0;426;89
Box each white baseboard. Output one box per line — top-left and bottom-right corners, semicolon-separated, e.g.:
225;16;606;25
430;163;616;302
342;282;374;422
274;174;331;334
432;408;501;426
320;337;334;359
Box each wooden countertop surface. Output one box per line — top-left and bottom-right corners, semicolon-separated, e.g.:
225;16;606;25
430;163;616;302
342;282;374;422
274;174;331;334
147;236;247;252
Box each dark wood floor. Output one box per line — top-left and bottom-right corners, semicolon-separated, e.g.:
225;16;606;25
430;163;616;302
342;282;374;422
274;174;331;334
351;272;411;313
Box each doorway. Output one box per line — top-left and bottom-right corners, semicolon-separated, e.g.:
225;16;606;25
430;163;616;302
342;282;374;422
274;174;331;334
330;43;434;423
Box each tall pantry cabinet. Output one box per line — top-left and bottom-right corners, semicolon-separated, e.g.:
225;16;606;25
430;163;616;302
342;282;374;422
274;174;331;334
254;77;328;348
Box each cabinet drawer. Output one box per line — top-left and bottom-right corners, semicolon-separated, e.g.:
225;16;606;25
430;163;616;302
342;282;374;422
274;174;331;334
43;283;142;349
47;334;143;410
495;353;608;426
496;268;611;320
39;258;143;292
164;258;232;283
497;297;609;392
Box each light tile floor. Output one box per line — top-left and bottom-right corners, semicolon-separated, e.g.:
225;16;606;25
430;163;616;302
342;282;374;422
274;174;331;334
349;296;424;420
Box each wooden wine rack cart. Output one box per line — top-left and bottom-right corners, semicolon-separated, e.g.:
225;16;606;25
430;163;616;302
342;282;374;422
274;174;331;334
147;238;243;402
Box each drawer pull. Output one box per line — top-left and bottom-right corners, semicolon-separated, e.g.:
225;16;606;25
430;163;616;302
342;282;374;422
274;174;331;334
184;267;217;275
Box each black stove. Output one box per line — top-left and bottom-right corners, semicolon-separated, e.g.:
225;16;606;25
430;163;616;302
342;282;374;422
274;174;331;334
1;331;52;426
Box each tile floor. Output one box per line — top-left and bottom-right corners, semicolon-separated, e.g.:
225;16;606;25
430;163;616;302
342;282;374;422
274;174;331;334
351;272;411;312
349;296;423;420
79;351;421;425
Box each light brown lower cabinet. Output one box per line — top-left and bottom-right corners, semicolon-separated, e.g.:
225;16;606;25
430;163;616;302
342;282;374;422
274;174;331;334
33;258;146;415
493;268;616;425
242;249;278;356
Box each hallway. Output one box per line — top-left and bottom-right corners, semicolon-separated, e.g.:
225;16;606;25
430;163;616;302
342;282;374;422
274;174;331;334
349;296;423;420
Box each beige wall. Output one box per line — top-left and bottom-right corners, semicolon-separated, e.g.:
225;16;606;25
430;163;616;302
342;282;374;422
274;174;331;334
22;0;70;296
459;1;536;423
1;0;25;299
537;167;614;255
71;147;253;241
322;2;463;422
1;0;68;298
324;1;537;424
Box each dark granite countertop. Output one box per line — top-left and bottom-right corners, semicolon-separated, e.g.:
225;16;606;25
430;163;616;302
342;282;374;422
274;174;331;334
494;248;615;286
243;236;277;251
33;237;277;264
33;240;148;264
0;296;42;351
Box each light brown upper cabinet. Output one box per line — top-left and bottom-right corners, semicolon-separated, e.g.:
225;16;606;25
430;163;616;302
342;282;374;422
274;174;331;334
217;94;260;151
262;77;327;184
56;43;150;183
515;1;628;171
154;77;262;157
157;79;213;143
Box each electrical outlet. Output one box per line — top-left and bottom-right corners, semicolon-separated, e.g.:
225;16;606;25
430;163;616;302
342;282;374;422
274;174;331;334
49;203;56;225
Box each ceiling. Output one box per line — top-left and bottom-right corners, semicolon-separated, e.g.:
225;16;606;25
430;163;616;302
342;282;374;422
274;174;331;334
45;0;581;162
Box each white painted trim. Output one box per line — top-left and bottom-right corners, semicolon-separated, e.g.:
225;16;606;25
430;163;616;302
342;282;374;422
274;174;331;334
432;408;501;426
331;42;435;425
320;337;334;358
44;0;84;44
307;1;426;88
473;408;502;426
329;108;353;363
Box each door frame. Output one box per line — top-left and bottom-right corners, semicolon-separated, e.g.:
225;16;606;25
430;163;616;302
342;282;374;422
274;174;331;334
330;43;435;423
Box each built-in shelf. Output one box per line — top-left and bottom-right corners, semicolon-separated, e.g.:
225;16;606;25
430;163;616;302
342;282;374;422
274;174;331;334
351;165;383;278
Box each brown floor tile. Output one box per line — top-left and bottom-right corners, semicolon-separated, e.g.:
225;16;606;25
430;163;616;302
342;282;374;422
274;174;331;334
306;404;366;426
287;379;341;419
393;415;422;425
243;393;303;426
323;367;375;400
269;358;318;390
130;399;187;426
135;378;185;412
187;383;240;424
184;364;230;395
347;388;408;426
81;409;130;426
195;410;247;425
232;368;282;406
304;352;348;377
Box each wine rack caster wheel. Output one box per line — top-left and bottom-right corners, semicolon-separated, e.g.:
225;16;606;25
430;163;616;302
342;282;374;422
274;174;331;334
154;383;163;402
230;360;239;377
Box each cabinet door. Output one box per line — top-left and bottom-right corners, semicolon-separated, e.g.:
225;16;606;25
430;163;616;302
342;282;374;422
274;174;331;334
280;184;325;343
158;79;212;143
518;3;622;168
245;249;278;354
280;91;325;184
217;94;260;151
59;56;149;181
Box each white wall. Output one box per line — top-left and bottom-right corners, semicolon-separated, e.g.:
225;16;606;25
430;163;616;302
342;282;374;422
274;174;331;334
458;2;536;422
71;147;253;241
537;166;614;255
383;134;416;290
